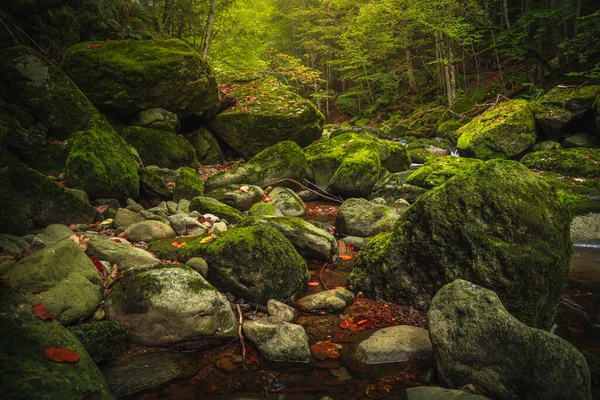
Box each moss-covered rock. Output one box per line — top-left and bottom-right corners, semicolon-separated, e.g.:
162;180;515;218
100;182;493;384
62;39;218;118
368;182;428;204
0;166;29;235
104;264;237;346
335;198;400;237
67;321;128;364
428;280;591;400
122;126;198;170
533;85;600;133
204;184;263;212
173;167;204;202
0;286;114;399
268;187;306;217
190;125;224;164
531;140;562;152
130;108;179;133
520;148;600;178
406;137;455;164
349;160;572;330
148;226;308;304
204;141;307;192
456;99;537;160
405;156;483;189
563;133;600;148
248;202;282;217
206;77;324;158
189;196;245;223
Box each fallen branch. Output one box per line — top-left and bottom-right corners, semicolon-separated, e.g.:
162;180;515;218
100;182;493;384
262;178;343;204
318;263;329;290
236;304;247;371
268;387;330;394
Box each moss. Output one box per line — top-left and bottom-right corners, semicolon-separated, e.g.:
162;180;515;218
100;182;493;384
206;76;324;158
582;350;600;399
0;167;29;235
67;321;128;364
108;270;163;314
348;232;392;294
456;99;536;160
248;202;280;216
436;119;468;144
381;141;411;172
122;126;198;170
62;39;218;118
139;166;173;202
173;167;204;202
408;147;437;164
520;148;600;178
406;156;483;189
189;196;245;223
190;125;224;164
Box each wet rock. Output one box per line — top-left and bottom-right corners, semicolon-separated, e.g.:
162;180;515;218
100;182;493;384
297;288;354;313
5;240;103;325
168;214;207;236
124;220;176;243
86;235;160;272
335;198;400;237
104;265;237;346
130;108;179;133
243;317;311;363
204;184;264;212
189;196;245;224
428;279;591;400
269;187;306;217
112;208;145;230
267;299;296;322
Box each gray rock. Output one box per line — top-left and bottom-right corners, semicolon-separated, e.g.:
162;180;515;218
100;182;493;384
341;236;368;251
131;108;179;133
335;198;400;237
190;125;224;164
269;187;306;217
267;299;296;322
177;199;191;214
570;213;600;245
428;279;591;400
124;220;176;243
138;210;169;224
564;133;600;148
204;184;264;212
5;240;103;325
112;208;145;230
211;221;228;233
43;223;73;241
86;235;160;272
104;265;237;346
126;204;144;213
187;257;209;278
370;183;428;204
531;140;562;152
243;317;311;363
166;201;178;215
168;214;207;236
296;288;354;313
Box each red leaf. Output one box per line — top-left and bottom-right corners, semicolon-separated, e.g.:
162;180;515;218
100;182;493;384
45;347;79;363
88;257;106;279
32;303;53;320
346;243;355;251
171;241;187;248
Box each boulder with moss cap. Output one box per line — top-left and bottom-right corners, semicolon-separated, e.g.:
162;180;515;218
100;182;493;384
533;85;600;133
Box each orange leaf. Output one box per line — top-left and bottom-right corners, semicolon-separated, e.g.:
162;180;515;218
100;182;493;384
340;255;353;260
45;347;79;363
307;281;320;286
32;303;53;320
171;241;187;248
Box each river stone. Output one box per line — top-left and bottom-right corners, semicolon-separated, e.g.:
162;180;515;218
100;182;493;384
457;99;537;159
0;233;30;256
243;317;311;363
187;257;209;278
85;235;160;272
428;279;591;400
0;287;113;399
531;140;562;152
62;39;218;118
204;140;308;192
112;208;145;230
267;299;296;322
342;325;433;379
130;108;179;133
168;214;208;236
189;196;245;224
147;226;309;304
400;387;488;399
204;184;264;212
296;288;355;313
104;265;237;346
43;223;73;241
248;202;283;217
335;198;400;237
563;133;600;148
269;187;306;217
369;183;427;204
124;220;176;243
190;125;224;164
5;239;103;325
236;215;338;260
349;159;572;330
533;85;600;133
571;213;600;245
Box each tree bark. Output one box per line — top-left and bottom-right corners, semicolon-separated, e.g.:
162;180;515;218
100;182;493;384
202;0;218;59
163;0;175;34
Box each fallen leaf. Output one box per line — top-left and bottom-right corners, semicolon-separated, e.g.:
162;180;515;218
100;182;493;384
95;205;109;214
171;241;187;248
239;185;249;193
166;182;176;190
33;303;53;320
205;382;219;396
45;347;79;363
67;234;89;251
216;358;237;372
311;340;342;360
100;219;113;226
340;255;353;260
261;194;271;203
200;234;217;244
307;281;320;286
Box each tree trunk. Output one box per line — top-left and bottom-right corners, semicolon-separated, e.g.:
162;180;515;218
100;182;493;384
405;47;418;93
163;0;175;34
202;0;218;59
502;0;511;28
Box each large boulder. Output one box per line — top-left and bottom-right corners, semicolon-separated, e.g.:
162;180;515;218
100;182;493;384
190;125;224;164
349;160;572;330
405;156;483;189
533;85;600;134
104;265;237;346
521;148;600;178
428;280;591;400
5;240;103;325
456;99;537;160
148;226;309;304
0;287;113;399
206;77;324;158
62;39;218;118
123;220;176;243
130;108;179;134
335;198;400;237
0;166;29;235
139;166;204;204
204;141;308;192
268;187;306;217
122;126;198;169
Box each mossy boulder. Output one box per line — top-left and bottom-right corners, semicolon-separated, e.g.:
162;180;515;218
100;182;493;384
124;220;176;243
0;166;29;235
405;156;483;189
521;148;600;178
303;133;384;198
368;182;427;204
62;39;218;118
190;125;224;164
248;202;282;217
139;166;204;204
130;108;179;133
86;235;159;272
349;160;572;330
189;196;245;223
5;239;103;325
204;140;308;192
104;264;237;346
172;167;204;202
0;286;113;399
335;198;400;237
67;321;128;364
533;85;600;133
204;184;263;212
236;216;338;260
406;137;455;163
122;126;197;170
456;99;537;160
148;226;309;304
563;133;600;148
531;140;562;152
428;280;591;400
206;77;324;158
268;187;306;217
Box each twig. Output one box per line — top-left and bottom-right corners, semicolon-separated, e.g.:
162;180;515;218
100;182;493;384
260;355;270;400
236;304;247;371
318;263;329;290
262;178;343;204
